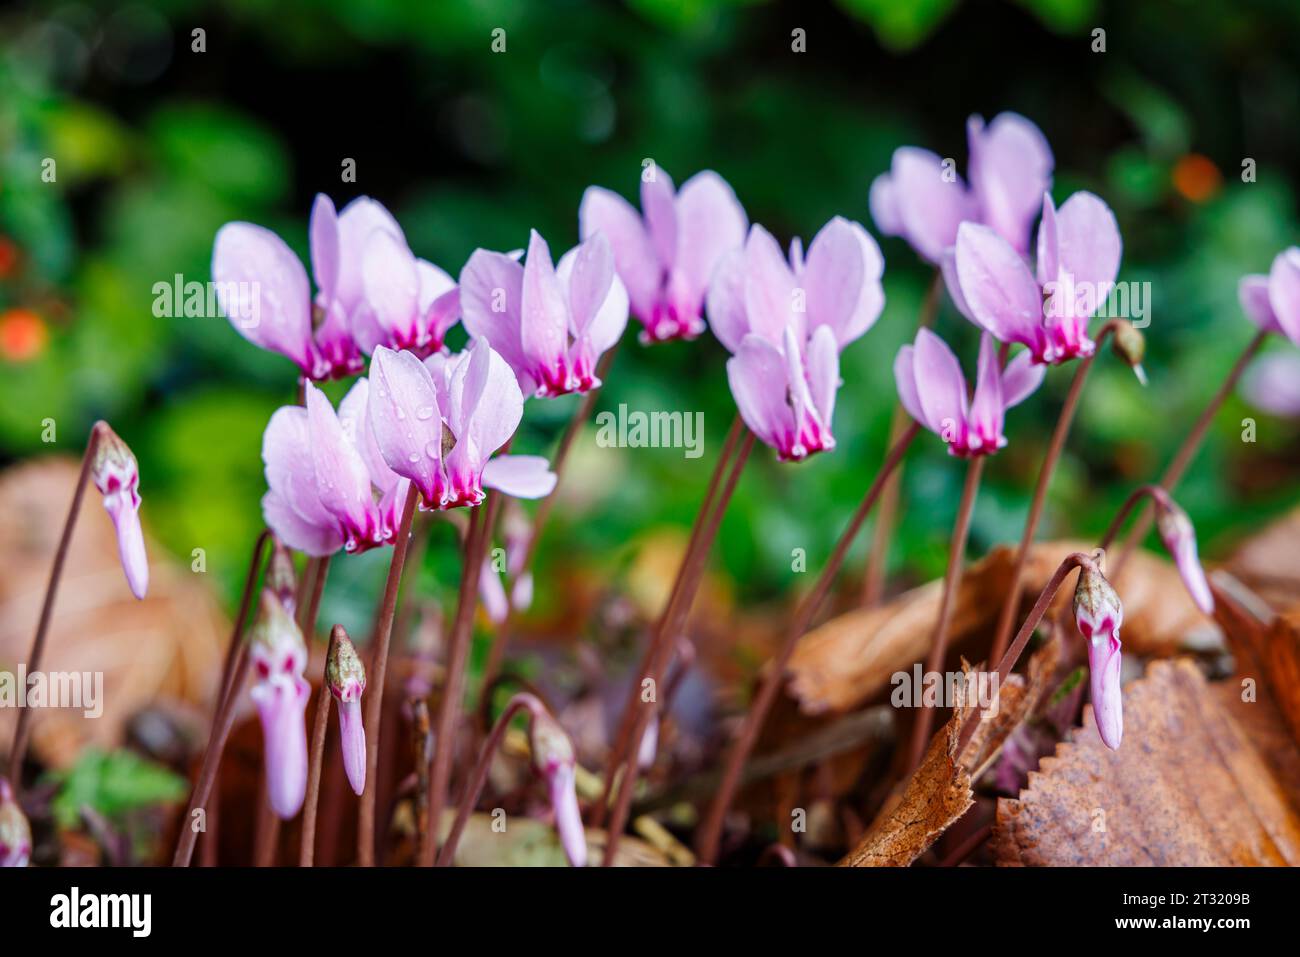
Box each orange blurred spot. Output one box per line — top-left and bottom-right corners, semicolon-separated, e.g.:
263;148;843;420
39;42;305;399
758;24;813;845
0;309;48;361
1172;154;1222;203
0;236;17;279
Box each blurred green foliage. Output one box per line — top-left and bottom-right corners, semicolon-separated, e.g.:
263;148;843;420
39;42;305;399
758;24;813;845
1;0;1298;657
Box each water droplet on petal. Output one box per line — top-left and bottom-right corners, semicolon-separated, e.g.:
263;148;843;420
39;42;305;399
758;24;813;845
416;405;435;420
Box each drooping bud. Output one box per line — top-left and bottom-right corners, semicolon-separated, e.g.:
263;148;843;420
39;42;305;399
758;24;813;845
1151;491;1215;615
1073;554;1123;750
528;708;586;867
325;625;367;796
1110;321;1147;386
266;540;298;617
248;590;309;819
90;422;148;599
0;779;31;867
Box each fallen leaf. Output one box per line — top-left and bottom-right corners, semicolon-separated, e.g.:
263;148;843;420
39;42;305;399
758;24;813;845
0;459;227;768
993;659;1300;865
1226;505;1300;612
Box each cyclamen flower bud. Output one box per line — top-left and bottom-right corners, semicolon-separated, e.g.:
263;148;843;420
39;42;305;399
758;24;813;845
1110;321;1148;386
528;710;586;867
325;625;367;796
0;779;31;867
266;541;298;617
1073;556;1123;750
90;422;148;600
249;591;310;819
1153;493;1215;615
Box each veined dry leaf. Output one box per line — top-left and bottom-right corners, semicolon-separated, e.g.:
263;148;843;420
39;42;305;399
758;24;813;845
0;459;227;768
839;648;1050;867
788;541;1217;715
993;659;1300;866
441;812;672;867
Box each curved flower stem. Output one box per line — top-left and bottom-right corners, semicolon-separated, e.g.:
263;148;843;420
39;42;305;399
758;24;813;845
602;428;756;866
954;551;1096;758
905;454;987;775
479;345;620;699
420;494;501;865
695;423;921;865
988;321;1125;664
1115;329;1267;574
1098;485;1165;554
436;692;543;866
299;676;332;867
172;529;277;866
592;415;745;829
862;271;942;606
356;483;421;866
7;423;104;784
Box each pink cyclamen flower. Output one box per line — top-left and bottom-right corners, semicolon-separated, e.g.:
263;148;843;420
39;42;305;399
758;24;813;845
870;112;1054;262
529;708;586;867
1073;559;1123;750
0;779;31;867
249;591;310;819
479;501;534;625
1238;247;1300;346
580;168;748;343
894;328;1044;457
368;340;557;510
951;191;1122;365
325;626;367;796
213;195;459;379
460;231;628;397
1151;492;1214;615
707;218;885;461
91;423;148;600
261;379;409;556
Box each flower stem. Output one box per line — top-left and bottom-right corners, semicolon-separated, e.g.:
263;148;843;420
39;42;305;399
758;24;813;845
7;423;105;785
479;345;620;696
906;454;986;775
592;414;745;829
1115;329;1267;574
695;422;921;865
421;494;501;865
601;428;756;866
862;272;942;606
988;321;1124;665
172;529;276;866
436;693;543;866
356;482;421;866
299;675;332;867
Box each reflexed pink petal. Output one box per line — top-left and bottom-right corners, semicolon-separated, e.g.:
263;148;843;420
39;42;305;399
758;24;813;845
1241;351;1300;416
1238;274;1281;335
966;332;1006;454
563;233;616;335
1268;247;1300;346
640;169;678;270
940;247;974;320
967;113;1054;255
481;454;557;499
460;249;530;379
338;378;399;494
479;555;510;625
212;222;314;372
672;170;748;308
1049;191;1122;319
363;230;422;347
305;382;381;548
1155;501;1215;615
890;146;974;263
893;345;927;425
262;490;342;557
726;334;795;455
309;193;340;299
782;325;828;457
335;196;404;314
548;763;587;867
805;324;840;429
444;339;525;506
1087;633;1123;750
578;186;660;320
802;217;866;347
263;406;336;532
912;328;968;438
520;231;574;394
954;222;1043;347
705;248;749;354
367;346;445;506
741;225;799;347
868;172;902;237
1001;350;1046;408
105;495;149;600
417;260;459;350
1035;193;1059;288
336;696;366;796
843;220;887;344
